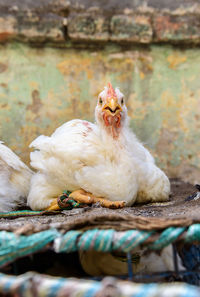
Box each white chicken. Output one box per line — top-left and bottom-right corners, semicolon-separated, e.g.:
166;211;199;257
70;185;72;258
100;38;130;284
0;141;33;212
79;245;185;277
28;83;170;211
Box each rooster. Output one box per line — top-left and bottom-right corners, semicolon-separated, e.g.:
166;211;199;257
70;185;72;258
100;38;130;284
28;83;170;210
0;142;33;212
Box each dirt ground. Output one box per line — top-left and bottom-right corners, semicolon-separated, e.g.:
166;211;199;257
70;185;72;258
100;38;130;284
130;178;199;218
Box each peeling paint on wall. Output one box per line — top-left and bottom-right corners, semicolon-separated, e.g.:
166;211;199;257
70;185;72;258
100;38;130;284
0;43;200;182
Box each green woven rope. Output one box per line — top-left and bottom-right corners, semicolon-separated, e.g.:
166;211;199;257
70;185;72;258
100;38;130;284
185;224;200;242
0;225;200;267
149;227;186;250
77;229;115;252
57;190;85;210
112;230;154;252
0;229;60;267
0;210;49;218
54;230;82;253
0;272;199;297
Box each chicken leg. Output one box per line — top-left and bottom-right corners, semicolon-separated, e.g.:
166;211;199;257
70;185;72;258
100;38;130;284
45;199;60;211
45;189;125;211
69;189;125;208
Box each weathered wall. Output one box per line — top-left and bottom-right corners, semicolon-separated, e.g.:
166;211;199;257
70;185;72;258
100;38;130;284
0;0;200;182
0;43;200;182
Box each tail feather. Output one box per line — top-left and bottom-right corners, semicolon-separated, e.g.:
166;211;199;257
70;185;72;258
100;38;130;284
0;142;33;212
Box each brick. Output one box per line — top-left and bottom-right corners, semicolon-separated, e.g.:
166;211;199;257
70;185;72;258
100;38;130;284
110;15;152;43
154;15;200;43
68;14;109;41
16;13;65;44
0;15;17;42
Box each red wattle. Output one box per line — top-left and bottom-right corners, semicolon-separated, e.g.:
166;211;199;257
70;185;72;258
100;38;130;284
103;113;110;126
116;114;121;128
103;113;121;128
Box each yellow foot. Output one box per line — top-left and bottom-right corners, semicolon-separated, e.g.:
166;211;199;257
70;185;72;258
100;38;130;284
69;189;125;209
45;198;60;211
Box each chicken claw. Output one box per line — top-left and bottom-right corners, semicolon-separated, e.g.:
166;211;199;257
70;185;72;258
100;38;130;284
69;189;125;209
45;198;60;211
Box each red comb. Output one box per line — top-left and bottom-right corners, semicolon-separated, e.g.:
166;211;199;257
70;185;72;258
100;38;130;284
107;82;117;98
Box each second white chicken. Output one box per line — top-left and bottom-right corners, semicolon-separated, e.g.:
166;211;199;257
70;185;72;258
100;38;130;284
0;141;33;212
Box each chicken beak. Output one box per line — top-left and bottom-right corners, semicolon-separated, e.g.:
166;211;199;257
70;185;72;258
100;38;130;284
102;97;122;115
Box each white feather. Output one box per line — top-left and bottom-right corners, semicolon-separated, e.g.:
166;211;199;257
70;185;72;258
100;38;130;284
0;142;33;212
79;245;185;276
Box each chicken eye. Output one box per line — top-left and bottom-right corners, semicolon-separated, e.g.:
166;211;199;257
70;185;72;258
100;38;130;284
99;98;103;105
121;98;124;105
